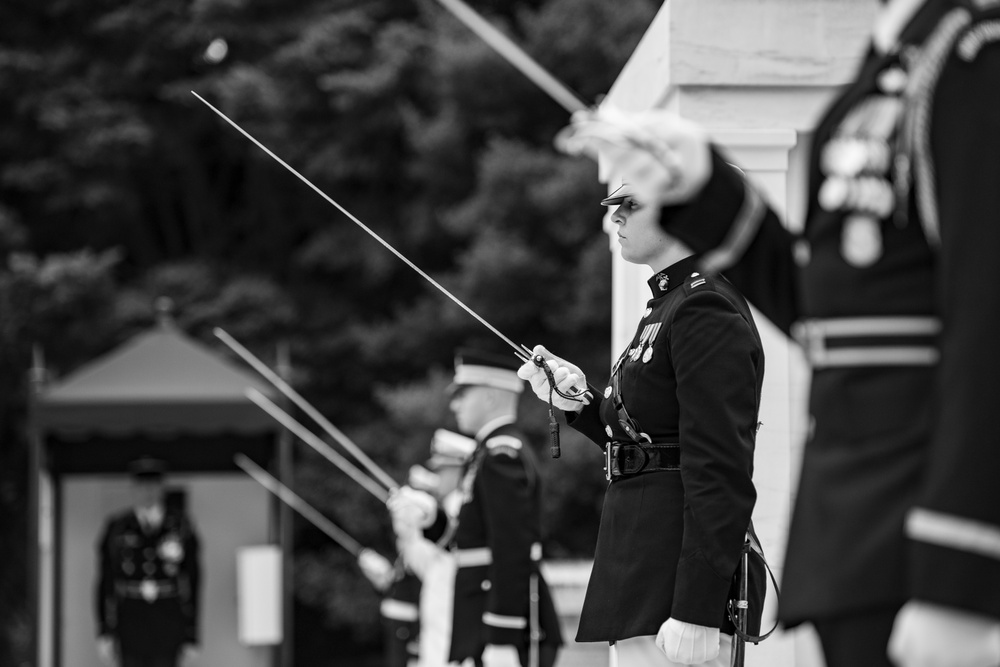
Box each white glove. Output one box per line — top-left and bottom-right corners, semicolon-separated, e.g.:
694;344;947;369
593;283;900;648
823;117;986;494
96;636;117;667
396;534;442;580
387;486;438;536
555;104;713;208
357;549;395;593
516;344;590;413
482;644;522;667
655;618;721;665
179;644;199;666
888;601;1000;667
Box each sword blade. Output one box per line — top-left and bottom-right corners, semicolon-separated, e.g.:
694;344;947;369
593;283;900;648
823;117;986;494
216;327;399;491
245;387;391;503
235;453;366;556
193;91;529;363
432;0;587;114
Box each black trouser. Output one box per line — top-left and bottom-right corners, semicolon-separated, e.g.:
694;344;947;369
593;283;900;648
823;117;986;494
120;649;178;667
812;606;900;667
516;644;559;667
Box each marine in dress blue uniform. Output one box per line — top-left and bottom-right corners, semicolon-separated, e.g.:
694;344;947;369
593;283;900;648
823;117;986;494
563;251;765;646
520;192;766;667
447;350;563;667
557;1;1000;664
95;458;200;667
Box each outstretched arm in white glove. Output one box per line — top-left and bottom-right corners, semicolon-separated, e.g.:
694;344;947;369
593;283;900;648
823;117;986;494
888;601;1000;667
555;104;713;209
655;618;721;665
516;344;591;413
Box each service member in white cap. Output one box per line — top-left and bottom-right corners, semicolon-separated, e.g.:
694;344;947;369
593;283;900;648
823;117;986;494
445;349;563;667
549;1;1000;665
518;182;765;667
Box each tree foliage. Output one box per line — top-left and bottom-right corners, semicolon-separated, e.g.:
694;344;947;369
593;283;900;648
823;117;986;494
0;0;659;663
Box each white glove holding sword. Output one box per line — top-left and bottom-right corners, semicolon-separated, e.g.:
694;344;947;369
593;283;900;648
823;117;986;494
516;345;591;413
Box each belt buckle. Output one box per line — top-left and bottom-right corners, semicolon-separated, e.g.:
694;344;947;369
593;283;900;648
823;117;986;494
605;443;621;481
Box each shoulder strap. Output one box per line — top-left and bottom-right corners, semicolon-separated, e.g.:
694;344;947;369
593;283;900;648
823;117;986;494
897;6;975;247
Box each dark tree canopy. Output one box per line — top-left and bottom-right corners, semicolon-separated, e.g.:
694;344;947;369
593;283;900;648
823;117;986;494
0;0;660;663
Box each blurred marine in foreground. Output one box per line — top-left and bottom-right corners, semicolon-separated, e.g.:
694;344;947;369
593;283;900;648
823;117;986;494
553;1;1000;665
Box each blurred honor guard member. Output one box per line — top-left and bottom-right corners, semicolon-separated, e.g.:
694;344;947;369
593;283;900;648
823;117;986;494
358;549;422;667
447;350;562;667
551;1;1000;665
518;186;764;666
392;429;477;667
96;458;200;667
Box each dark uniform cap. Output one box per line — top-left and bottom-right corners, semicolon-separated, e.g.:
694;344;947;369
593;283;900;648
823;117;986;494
450;348;524;395
601;183;636;207
128;456;167;480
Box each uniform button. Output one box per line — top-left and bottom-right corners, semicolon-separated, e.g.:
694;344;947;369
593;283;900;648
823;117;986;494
604;386;612;399
605;425;613;437
481;580;492;591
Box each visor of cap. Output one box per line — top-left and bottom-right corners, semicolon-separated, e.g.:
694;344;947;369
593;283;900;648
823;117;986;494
600;183;635;206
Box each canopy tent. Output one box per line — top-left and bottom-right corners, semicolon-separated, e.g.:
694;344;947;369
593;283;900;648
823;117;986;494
29;314;295;667
34;316;283;473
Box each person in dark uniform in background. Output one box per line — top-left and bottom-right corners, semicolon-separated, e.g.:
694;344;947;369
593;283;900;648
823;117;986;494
551;1;1000;665
358;531;424;667
518;186;764;666
390;429;478;667
446;349;563;667
95;457;200;667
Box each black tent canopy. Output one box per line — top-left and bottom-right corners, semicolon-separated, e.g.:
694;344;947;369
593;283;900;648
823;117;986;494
35;318;282;474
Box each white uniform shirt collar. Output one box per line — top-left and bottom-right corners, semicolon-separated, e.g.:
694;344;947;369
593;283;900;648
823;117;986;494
873;0;928;54
475;415;515;443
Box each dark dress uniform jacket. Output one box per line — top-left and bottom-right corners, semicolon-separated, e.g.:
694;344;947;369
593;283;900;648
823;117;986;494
568;255;764;641
449;418;563;663
662;0;1000;625
96;506;200;657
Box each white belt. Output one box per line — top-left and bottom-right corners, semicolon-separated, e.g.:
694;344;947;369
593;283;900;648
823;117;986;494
380;598;419;622
453;542;543;568
792;316;941;368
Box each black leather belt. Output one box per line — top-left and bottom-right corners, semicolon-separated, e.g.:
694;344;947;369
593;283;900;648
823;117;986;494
605;442;680;481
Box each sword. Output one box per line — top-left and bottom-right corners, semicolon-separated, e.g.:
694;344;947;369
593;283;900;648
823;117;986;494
431;0;588;114
192;91;531;365
245;387;391;503
731;546;749;667
235;453;366;556
216;327;398;491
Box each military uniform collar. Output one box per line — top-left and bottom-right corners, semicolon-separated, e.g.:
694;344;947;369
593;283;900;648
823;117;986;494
647;255;701;297
873;0;950;54
475;415;515;442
